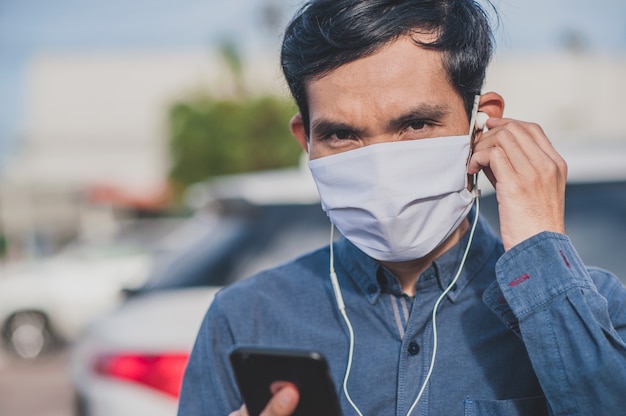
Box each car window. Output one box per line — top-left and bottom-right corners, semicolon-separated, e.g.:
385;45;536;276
137;203;333;293
228;204;333;284
138;215;250;292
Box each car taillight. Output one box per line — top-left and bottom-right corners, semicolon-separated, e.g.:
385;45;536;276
93;352;189;398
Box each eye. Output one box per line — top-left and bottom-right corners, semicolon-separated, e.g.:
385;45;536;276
332;130;354;140
319;129;356;143
311;124;360;149
406;120;427;131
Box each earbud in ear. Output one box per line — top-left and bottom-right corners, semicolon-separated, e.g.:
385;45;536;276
475;112;489;131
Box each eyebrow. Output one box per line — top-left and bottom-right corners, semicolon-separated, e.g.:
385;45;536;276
309;103;451;138
385;103;451;131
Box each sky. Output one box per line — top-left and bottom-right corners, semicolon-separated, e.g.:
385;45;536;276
1;0;625;168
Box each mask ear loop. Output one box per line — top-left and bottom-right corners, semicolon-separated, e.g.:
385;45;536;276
467;94;482;196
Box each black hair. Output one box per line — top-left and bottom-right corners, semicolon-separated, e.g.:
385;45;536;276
280;0;496;134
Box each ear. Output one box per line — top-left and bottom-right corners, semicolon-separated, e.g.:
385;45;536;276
478;91;505;118
289;113;309;153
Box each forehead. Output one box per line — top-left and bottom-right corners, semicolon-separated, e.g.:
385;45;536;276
305;36;462;122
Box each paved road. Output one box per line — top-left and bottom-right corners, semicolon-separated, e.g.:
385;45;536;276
0;347;74;416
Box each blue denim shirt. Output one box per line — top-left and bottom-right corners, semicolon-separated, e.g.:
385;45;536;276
179;213;626;415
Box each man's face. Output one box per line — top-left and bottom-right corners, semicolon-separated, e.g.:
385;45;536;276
292;35;470;160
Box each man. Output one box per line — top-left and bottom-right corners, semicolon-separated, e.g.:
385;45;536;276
179;1;626;415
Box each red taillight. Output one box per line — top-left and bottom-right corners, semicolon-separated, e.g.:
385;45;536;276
93;352;189;398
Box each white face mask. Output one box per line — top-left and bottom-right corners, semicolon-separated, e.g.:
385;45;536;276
308;133;476;261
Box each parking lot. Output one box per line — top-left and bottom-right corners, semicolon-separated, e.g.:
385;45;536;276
0;347;74;416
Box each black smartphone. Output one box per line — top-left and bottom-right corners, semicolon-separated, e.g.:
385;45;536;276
229;346;342;416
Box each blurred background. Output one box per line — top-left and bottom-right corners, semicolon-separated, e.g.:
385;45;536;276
0;0;625;415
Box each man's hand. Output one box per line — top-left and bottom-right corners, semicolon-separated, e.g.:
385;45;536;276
468;117;567;251
228;382;299;416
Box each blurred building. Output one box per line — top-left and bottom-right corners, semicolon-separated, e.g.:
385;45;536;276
485;52;626;144
0;47;283;260
484;51;626;185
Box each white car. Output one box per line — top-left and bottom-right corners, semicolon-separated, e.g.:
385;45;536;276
72;287;221;416
0;219;185;359
70;155;626;416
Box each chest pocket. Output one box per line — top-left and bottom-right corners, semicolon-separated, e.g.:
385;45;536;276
464;396;548;416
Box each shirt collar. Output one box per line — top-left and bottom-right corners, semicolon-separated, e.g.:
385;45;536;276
334;207;501;304
334;234;383;304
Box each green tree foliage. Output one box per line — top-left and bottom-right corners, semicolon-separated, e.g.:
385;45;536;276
168;95;302;191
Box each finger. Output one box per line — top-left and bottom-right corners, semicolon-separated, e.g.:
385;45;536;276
260;384;299;416
469;125;517;179
485;118;566;170
229;404;249;416
474;120;537;176
467;145;492;175
269;381;293;395
521;121;568;183
472;119;566;185
494;119;567;188
468;146;516;186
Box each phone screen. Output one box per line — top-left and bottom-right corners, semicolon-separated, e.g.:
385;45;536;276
229;346;342;416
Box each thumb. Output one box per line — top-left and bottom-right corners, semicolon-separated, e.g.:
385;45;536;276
262;384;299;415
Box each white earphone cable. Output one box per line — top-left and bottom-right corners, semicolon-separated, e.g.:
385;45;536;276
329;185;481;416
330;95;483;414
404;190;480;415
329;225;364;416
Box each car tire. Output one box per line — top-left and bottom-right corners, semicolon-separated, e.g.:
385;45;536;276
2;311;59;359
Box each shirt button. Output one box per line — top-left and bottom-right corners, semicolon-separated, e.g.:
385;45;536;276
408;341;420;356
367;284;378;294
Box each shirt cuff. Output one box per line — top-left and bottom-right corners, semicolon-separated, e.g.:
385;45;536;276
494;231;595;317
